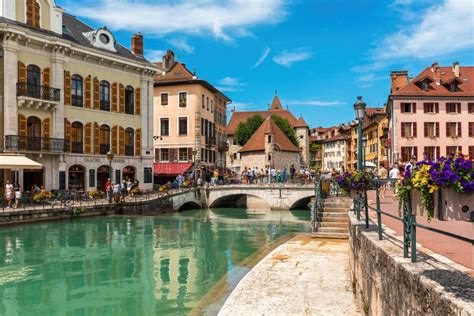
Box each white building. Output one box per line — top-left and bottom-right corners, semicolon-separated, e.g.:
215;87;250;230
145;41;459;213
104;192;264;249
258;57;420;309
322;135;347;172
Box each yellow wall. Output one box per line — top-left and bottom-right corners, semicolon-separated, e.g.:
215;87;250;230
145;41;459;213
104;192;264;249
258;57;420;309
65;107;142;129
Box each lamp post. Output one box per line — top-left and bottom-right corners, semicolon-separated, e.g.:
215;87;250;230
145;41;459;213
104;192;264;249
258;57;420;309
362;136;368;170
107;150;114;202
353;96;366;171
361;136;369;228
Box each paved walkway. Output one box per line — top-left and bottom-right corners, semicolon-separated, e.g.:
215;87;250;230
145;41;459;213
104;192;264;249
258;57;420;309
219;235;359;316
366;191;474;271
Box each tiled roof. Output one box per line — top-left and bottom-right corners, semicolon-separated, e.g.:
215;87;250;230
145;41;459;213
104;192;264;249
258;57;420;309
227;108;302;135
239;117;300;153
295;116;308;128
323;134;348;143
154;61;195;82
393;66;474;96
271;95;283;110
365;107;385;117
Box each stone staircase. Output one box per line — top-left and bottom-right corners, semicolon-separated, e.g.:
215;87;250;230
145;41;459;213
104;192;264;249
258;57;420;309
312;197;352;239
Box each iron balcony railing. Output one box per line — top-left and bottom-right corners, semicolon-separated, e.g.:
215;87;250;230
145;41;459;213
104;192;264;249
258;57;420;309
16;83;60;102
71;142;83;154
125;145;134;156
4;135;66;153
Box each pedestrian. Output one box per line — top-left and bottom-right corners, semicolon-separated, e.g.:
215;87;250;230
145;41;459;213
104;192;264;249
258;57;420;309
4;180;13;209
14;184;22;209
378;164;388;197
106;178;112;203
113;182;120;203
121;180;127;201
290;165;295;183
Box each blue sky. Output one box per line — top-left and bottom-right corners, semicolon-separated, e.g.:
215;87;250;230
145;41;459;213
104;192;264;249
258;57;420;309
58;0;474;127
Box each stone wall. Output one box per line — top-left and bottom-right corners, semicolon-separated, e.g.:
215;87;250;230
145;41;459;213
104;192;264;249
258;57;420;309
348;212;474;315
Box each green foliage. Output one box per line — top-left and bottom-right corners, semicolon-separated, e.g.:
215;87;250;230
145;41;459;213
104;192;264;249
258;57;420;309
310;142;321;153
271;115;299;147
235;114;264;146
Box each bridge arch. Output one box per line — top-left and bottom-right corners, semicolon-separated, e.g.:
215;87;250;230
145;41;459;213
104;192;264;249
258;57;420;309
178;201;201;211
209;193;270;209
289;196;314;210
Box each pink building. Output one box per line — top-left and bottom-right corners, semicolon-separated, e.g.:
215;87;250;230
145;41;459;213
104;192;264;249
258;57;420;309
387;62;474;164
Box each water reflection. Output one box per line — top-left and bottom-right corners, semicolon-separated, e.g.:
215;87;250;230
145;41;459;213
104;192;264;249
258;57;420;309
0;209;310;315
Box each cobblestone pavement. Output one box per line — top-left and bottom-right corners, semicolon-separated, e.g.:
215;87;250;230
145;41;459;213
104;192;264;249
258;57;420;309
219;235;359;316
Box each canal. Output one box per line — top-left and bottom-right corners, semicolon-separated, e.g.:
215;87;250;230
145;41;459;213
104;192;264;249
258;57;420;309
0;208;310;315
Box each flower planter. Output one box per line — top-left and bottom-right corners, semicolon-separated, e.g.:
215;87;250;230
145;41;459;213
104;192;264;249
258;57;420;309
409;190;440;218
438;189;473;221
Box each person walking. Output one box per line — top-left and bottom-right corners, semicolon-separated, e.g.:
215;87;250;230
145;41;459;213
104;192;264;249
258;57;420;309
14;184;22;209
106;178;112;203
378;164;388;197
4;180;13;209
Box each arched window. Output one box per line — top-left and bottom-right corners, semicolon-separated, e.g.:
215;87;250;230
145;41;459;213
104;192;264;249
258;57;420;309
71;75;83;107
26;0;40;28
125;128;134;156
26;65;41;98
100;81;110;111
71;122;83;153
99;125;110;154
27;116;41;151
125;86;134;115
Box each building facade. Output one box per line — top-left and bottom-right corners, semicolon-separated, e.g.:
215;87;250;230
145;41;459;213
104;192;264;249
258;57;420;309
363;108;386;169
322;135;346;172
1;0;156;191
387;63;474;164
153;51;230;183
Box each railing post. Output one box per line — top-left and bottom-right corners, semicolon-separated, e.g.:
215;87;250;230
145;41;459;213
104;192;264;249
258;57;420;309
364;189;369;229
356;195;361;221
409;194;417;262
376;186;382;240
403;195;410;258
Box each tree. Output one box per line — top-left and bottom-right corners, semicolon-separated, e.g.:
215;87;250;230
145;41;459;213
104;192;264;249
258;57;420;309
235;114;264;146
271;115;299;147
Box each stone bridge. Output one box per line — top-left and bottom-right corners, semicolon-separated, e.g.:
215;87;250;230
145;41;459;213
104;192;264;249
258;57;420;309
205;185;316;210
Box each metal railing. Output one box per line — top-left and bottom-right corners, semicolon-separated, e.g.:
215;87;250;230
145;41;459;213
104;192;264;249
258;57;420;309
353;178;474;263
4;135;67;153
17;83;60;102
71;142;83;154
125;145;134;156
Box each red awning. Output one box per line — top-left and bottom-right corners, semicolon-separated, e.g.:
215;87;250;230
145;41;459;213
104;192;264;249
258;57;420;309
154;163;193;176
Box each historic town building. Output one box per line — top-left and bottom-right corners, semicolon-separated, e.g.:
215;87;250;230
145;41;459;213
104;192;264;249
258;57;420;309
227;95;309;173
362;108;387;169
152;50;230;183
0;0;157;191
387;63;474;164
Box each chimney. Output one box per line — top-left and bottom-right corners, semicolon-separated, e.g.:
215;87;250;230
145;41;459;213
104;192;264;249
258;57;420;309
131;33;143;56
390;71;408;93
452;61;460;78
431;61;438;73
162;50;175;70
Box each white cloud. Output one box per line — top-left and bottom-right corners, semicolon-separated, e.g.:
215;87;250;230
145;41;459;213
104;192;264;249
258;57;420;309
63;0;288;42
251;46;271;69
217;77;246;92
356;73;386;83
229;102;256;111
273;49;312;67
356;0;474;72
284;100;345;106
168;38;194;54
146;49;166;62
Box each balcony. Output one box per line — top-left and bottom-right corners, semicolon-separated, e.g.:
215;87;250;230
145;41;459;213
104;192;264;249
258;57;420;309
17;83;60;110
71;142;83;154
125;145;134;156
100;144;110;155
4;135;66;153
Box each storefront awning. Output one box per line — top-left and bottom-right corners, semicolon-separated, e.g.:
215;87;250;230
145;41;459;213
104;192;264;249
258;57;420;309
154;162;193;176
0;155;43;170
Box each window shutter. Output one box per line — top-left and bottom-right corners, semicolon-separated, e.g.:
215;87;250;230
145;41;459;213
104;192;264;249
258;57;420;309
135;128;141;156
119;126;125;155
401;122;406;138
155;148;160;161
401;147;406;161
135;88;141;115
400;104;405;113
424;123;428;137
457;122;462;137
436;147;440;159
413;146;418;161
64;119;71;152
43;118;50;138
94;122;100;154
93;77;100;110
457;103;461;113
18;115;27;137
42;68;50;87
84;123;92;154
18;62;26;83
412;103;416;113
112;125;118;154
85;75;92;108
119;84;125;113
436;122;440;137
446;122;450;137
469;122;474;137
170;148;177;162
458;146;462;153
112;83;118;112
423;103;427;113
187;148;192;161
413;122;417;138
64;71;71;106
435;103;439;113
33;1;40;28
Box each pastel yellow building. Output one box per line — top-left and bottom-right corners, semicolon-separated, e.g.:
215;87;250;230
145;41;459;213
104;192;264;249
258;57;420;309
362;108;386;169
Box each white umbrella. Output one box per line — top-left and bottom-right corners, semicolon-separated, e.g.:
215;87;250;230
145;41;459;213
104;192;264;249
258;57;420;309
363;161;377;168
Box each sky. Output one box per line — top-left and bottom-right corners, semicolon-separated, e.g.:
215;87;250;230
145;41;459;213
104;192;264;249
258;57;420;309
57;0;474;128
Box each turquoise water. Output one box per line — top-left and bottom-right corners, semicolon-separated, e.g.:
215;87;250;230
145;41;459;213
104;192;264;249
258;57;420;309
0;209;310;315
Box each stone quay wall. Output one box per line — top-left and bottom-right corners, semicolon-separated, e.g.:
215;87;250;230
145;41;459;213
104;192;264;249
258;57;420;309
348;212;473;315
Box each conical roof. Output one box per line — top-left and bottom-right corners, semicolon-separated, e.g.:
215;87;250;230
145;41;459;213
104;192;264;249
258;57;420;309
270;95;283;110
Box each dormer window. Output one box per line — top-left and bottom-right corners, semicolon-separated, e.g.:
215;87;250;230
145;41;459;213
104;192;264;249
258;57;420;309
83;28;117;53
421;81;429;91
26;0;40;28
449;83;458;92
99;34;110;44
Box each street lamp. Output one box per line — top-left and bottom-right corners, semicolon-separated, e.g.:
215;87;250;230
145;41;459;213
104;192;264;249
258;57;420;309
107;150;114;202
354;96;366;171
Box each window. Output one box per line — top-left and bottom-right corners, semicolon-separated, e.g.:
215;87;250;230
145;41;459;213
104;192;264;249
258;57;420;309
26;65;41;98
423;103;438;113
469;122;474;137
401;122;416;138
160;118;169;136
179;92;187;107
207;97;209;111
401;146;417;162
26;0;40;28
401;103;415;113
268;154;272;161
71;122;83;154
469;146;474;160
421;81;429;91
99;125;110;154
424;147;438;161
446;102;460;114
202;94;205;109
469;103;474;114
100;81;110;111
268;135;272;143
161;148;169;161
449;83;459;92
125;86;134;114
446;122;461;137
125;128;134;156
71;75;83;107
211;100;213;113
424;122;438;138
178;117;188;136
446;146;459;156
161;93;169;106
179;148;188;161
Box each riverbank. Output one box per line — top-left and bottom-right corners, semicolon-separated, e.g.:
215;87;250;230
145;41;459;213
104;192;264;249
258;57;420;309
219;234;359;315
